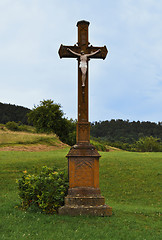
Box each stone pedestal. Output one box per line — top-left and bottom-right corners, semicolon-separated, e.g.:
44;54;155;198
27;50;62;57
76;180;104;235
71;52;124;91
59;144;112;216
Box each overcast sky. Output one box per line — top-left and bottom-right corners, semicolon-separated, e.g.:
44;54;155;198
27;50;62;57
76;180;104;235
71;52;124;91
0;0;162;122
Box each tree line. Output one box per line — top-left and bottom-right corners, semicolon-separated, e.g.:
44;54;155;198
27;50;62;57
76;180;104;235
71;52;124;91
91;119;162;143
1;101;162;151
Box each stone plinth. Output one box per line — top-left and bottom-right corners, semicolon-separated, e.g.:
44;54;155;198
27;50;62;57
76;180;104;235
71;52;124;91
59;186;112;216
58;144;112;216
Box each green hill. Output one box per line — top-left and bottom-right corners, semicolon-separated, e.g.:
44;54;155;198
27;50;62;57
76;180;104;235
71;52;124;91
0;126;67;151
91;119;162;143
0;102;31;124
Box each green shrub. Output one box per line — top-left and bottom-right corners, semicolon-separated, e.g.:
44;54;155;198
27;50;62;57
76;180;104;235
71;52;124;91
90;139;107;151
5;121;35;133
17;166;68;214
6;121;19;131
18;124;34;132
134;136;162;152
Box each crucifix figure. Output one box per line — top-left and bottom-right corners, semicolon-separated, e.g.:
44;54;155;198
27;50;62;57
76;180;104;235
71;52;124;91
59;20;108;138
67;48;101;87
58;21;112;216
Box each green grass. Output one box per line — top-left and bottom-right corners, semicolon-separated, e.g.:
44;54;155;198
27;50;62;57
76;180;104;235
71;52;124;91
0;150;161;240
0;130;61;147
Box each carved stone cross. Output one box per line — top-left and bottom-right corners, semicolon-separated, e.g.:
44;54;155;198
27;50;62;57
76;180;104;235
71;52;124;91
59;20;108;144
58;21;112;216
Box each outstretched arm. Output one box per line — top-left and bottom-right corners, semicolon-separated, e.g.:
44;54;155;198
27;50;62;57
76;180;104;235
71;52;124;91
86;49;101;57
67;48;81;57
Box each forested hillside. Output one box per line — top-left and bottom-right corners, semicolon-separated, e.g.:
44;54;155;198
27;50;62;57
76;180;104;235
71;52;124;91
91;119;162;143
1;102;162;145
0;102;31;124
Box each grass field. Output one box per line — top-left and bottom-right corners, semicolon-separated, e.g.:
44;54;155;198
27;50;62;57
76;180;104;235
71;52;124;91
0;128;67;153
0;144;161;240
0;128;60;146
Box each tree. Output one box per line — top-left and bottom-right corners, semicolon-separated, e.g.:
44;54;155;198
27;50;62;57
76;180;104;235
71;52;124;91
27;100;63;134
27;100;76;145
135;136;161;152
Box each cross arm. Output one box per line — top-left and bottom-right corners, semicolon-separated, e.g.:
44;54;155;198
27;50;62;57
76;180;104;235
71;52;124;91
58;44;80;58
87;45;108;60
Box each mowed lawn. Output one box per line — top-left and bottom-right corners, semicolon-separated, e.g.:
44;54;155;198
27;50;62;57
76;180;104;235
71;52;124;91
0;149;161;240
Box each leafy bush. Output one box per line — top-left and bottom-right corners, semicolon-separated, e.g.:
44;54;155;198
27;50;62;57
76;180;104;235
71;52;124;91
6;121;19;131
18;124;34;132
90;139;107;151
134;136;162;152
92;137;162;152
5;121;35;133
17;166;68;214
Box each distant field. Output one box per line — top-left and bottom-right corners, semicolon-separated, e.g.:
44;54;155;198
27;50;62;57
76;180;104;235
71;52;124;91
0;146;161;239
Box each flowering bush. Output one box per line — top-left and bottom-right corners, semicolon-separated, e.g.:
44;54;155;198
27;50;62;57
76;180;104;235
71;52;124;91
17;166;68;214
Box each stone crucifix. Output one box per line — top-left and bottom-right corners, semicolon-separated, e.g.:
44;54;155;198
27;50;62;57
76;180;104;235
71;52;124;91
58;21;112;217
59;20;108;144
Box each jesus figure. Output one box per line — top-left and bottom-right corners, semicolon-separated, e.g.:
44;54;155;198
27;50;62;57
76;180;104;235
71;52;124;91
67;48;101;87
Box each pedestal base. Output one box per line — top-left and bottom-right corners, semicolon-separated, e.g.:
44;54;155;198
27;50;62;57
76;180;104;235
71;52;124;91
59;205;112;216
59;187;112;216
59;144;112;216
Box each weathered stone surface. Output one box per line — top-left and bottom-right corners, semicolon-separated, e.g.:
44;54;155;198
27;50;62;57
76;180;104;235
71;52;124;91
65;196;105;206
66;144;101;157
68;187;101;196
68;157;99;188
59;205;112;217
